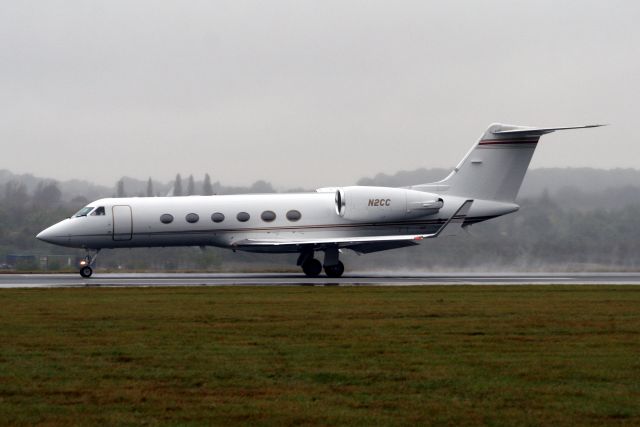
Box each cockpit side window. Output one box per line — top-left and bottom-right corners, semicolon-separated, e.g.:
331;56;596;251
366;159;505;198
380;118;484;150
91;206;106;216
73;207;94;217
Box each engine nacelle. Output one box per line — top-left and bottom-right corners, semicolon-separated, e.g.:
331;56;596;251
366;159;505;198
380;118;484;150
335;186;443;221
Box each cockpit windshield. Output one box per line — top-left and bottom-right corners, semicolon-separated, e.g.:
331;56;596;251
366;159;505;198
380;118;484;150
73;206;94;217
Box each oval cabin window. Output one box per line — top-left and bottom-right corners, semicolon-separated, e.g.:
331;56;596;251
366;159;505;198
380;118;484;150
186;213;199;223
211;212;225;223
160;214;174;224
261;210;276;222
286;210;301;222
236;212;250;222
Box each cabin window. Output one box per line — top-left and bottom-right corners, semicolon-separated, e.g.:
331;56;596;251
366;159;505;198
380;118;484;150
91;206;106;216
211;212;225;223
160;214;174;224
236;212;250;222
186;213;199;223
74;207;94;217
286;210;302;221
261;210;276;222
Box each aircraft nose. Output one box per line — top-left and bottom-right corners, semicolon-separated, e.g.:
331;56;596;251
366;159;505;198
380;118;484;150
36;222;70;245
36;227;56;244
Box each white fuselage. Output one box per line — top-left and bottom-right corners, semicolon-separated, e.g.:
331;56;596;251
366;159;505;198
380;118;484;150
36;191;517;252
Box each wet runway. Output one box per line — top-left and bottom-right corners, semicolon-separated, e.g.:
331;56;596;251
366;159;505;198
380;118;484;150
2;272;640;288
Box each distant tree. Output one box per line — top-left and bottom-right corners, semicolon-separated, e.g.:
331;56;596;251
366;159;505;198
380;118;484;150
212;180;221;194
250;180;275;193
203;173;214;195
187;175;195;196
34;181;62;205
146;177;154;197
116;179;126;197
174;174;183;196
4;181;29;207
70;195;89;206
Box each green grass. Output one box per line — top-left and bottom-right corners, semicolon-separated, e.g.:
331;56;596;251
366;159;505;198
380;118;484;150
0;286;639;426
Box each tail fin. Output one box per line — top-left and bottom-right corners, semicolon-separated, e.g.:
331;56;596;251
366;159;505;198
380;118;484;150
413;123;604;202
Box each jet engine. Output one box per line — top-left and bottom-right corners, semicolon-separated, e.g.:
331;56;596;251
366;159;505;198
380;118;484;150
334;186;443;221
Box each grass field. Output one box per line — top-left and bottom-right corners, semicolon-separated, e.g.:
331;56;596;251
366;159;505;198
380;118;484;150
0;286;639;426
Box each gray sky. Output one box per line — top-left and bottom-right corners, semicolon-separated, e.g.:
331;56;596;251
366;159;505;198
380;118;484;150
1;0;638;189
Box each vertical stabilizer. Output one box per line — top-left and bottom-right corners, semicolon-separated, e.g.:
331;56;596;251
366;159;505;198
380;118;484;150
412;123;603;202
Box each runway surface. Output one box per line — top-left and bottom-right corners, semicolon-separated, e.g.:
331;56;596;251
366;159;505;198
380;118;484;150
2;272;640;288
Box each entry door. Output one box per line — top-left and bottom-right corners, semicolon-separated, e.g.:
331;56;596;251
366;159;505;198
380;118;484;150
112;205;133;241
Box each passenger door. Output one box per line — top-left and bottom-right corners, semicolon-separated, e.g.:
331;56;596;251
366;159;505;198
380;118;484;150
112;205;133;241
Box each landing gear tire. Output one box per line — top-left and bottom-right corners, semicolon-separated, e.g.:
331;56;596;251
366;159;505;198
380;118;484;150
324;261;345;278
79;249;100;278
80;266;93;278
302;258;322;277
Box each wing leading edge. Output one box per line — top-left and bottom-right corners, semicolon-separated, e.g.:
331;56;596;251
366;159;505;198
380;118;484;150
232;200;473;250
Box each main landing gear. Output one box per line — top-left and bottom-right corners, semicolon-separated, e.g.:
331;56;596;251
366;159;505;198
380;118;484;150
298;247;345;278
301;258;322;277
324;261;345;278
79;249;100;278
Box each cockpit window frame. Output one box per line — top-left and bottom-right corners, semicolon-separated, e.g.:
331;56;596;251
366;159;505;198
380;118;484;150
91;206;106;216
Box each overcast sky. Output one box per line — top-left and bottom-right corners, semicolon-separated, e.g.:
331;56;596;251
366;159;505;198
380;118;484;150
0;1;637;189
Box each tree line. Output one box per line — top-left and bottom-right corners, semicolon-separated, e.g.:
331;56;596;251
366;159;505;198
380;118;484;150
116;173;216;197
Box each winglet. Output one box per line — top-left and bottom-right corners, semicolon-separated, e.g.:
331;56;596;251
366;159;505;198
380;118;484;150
426;199;473;238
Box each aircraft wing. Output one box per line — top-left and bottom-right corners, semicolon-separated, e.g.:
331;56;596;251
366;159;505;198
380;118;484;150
345;240;421;254
232;200;473;249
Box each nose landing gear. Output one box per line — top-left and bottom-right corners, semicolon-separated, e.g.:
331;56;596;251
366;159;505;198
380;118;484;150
79;265;92;278
79;250;100;278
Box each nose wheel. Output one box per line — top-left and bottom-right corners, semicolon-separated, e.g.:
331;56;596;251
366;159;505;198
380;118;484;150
80;266;93;278
79;250;100;278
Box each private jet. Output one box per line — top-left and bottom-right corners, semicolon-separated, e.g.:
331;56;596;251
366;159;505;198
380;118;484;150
37;123;602;278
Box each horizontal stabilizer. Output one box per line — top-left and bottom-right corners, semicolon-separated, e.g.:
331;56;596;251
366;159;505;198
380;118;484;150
493;124;605;136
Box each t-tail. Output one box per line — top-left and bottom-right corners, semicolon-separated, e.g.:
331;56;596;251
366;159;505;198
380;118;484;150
412;123;604;202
